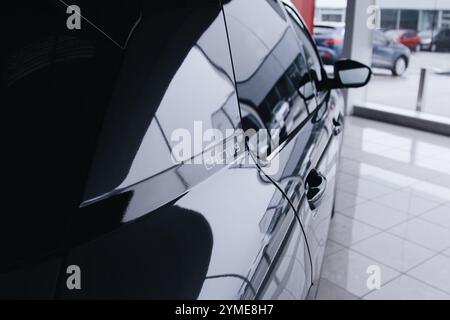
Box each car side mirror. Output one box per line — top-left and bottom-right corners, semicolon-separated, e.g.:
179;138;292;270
329;59;372;89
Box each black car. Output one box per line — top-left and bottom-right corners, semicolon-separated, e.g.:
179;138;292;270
430;28;450;52
419;29;439;51
1;0;370;299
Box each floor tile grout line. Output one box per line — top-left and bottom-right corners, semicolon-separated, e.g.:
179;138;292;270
348;240;450;291
383;228;447;255
332;211;386;232
347;228;444;274
401;247;450;296
416;211;450;232
403;274;450;297
359;273;405;300
360;269;450;300
345;246;430;278
334;198;369;212
323;247;405;299
329;222;385;250
331;207;450;292
335;191;446;227
382;210;450;247
335;204;415;233
332;210;442;253
322;118;450;299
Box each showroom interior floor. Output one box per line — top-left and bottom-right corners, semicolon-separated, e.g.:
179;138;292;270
317;116;450;300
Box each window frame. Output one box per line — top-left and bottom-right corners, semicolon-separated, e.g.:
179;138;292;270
283;3;327;91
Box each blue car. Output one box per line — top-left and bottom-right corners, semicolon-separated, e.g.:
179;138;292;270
314;24;411;76
314;23;345;65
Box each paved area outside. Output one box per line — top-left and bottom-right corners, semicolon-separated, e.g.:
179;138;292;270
367;51;450;118
317;116;450;300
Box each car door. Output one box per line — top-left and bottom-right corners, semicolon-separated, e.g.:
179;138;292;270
443;30;450;50
45;0;310;300
282;3;343;291
401;31;413;48
373;31;395;68
222;0;318;298
434;30;444;50
224;0;343;294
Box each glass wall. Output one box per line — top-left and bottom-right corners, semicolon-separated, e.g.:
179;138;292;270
315;8;346;23
443;11;450;28
367;2;450;119
420;10;439;31
314;0;450;119
381;9;399;30
399;10;419;30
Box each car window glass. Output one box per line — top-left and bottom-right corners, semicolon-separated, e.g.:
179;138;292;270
223;0;310;154
437;30;448;38
285;7;323;83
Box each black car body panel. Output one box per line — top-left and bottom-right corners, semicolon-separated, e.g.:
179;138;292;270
432;29;450;51
1;0;347;299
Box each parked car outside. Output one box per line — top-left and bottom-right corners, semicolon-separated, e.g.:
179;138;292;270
314;22;345;64
373;30;411;76
313;25;410;76
419;29;439;51
2;0;371;299
385;29;421;52
430;28;450;52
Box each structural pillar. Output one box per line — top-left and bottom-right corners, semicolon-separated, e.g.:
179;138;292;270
342;0;376;115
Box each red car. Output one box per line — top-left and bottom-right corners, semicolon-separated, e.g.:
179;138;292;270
385;29;421;52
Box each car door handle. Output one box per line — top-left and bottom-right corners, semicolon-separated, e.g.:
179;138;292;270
305;169;327;211
332;118;342;136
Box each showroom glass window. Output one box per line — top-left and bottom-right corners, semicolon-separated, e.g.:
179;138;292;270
443;11;450;28
381;9;399;30
399;10;419;30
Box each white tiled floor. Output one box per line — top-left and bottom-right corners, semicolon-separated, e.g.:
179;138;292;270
317;116;450;300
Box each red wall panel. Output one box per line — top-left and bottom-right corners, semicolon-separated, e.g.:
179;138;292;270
291;0;316;33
